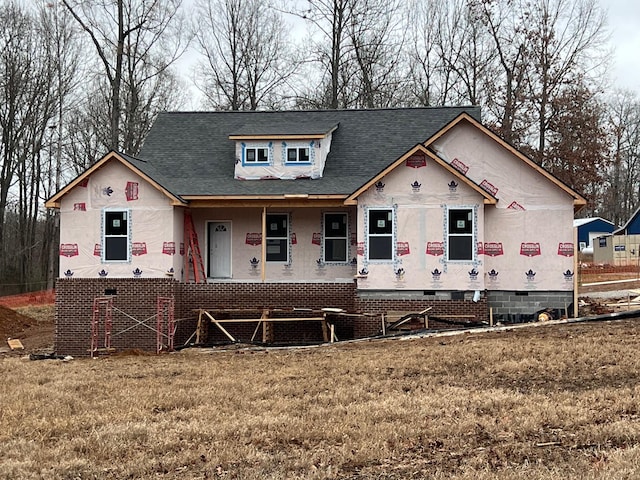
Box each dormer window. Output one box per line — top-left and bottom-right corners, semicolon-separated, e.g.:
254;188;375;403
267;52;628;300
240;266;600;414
286;147;310;163
231;124;337;179
245;147;269;163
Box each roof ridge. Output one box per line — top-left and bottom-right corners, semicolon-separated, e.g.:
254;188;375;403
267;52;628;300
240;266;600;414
158;105;480;116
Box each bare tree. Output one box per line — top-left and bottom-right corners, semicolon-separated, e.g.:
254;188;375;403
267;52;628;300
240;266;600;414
405;1;448;106
406;0;497;107
63;80;110;174
62;0;185;152
40;1;83;289
524;0;608;163
602;91;640;224
194;0;294;110
477;0;532;145
290;0;354;108
346;0;405;108
0;2;78;292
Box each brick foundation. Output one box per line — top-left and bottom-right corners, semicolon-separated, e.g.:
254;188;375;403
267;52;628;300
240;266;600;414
55;279;357;356
55;279;569;356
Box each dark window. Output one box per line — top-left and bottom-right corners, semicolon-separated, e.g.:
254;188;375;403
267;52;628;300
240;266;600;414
448;208;473;261
246;147;269;163
324;213;347;262
286;147;310;162
104;211;129;261
368;209;393;260
266;214;288;262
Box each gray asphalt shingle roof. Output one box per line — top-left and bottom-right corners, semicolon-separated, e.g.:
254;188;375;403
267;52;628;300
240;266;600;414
135;107;481;197
229;120;339;137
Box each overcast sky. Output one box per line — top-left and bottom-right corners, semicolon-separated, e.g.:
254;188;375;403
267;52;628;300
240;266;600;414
602;0;640;93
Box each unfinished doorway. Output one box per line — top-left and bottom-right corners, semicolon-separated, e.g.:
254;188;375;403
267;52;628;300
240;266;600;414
208;222;231;278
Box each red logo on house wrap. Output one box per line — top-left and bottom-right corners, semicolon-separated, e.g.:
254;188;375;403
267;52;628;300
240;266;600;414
508;201;525;211
291;233;297;245
557;242;574;256
451;158;469;174
357;242;364;256
73;203;86;211
405;153;426;168
480;179;498;196
78;178;89;187
162;241;176;255
426;242;444;256
397;242;410;256
312;233;322;245
94;244;101;256
520;242;541;257
245;233;262;245
477;242;484;255
60;244;79;257
484;242;504;256
132;242;147;256
125;181;139;201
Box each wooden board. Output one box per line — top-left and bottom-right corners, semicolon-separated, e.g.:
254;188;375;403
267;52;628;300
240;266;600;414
7;339;24;350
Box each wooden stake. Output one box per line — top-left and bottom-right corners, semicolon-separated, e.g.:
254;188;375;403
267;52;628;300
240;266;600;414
250;321;262;342
489;307;493;327
321;313;329;342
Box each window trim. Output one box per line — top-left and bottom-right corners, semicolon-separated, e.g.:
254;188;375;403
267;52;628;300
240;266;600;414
102;208;131;263
243;146;270;165
323;212;348;263
447;207;475;262
366;207;394;262
285;146;310;164
265;213;289;263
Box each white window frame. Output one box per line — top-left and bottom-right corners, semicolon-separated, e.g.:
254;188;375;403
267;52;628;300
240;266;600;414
447;207;474;262
367;208;394;262
244;146;269;164
323;212;348;263
102;208;131;263
266;213;289;263
286;147;310;163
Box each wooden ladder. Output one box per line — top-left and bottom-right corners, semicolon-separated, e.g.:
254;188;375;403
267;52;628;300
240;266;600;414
184;212;206;283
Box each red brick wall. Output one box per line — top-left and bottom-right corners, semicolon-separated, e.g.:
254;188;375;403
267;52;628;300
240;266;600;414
55;279;487;356
55;280;356;356
55;278;176;356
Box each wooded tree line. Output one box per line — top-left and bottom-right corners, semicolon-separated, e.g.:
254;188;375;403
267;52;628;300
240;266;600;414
0;0;638;293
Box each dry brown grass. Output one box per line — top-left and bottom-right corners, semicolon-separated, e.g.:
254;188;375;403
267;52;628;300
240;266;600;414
2;320;640;479
13;305;55;324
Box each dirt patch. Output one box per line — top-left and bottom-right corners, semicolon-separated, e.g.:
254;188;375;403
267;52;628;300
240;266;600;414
0;304;54;356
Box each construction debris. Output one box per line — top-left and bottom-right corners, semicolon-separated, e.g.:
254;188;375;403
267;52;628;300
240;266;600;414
7;338;24;350
29;352;73;361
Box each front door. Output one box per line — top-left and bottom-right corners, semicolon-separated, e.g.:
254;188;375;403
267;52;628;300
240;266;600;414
208;222;231;278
